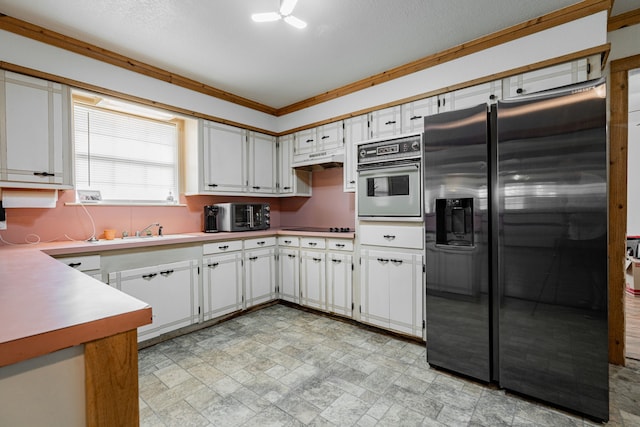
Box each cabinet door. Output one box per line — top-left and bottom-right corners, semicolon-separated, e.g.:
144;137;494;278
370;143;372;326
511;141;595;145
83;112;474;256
293;128;316;161
278;134;294;194
343;114;368;192
110;265;160;340
369;106;402;139
440;81;502;112
300;250;326;310
202;121;246;192
327;252;352;317
316;121;344;152
401;96;438;134
245;247;276;307
154;260;199;333
278;247;300;303
0;71;71;186
388;252;422;336
203;252;243;320
248;131;276;193
359;249;390;329
505;58;588;98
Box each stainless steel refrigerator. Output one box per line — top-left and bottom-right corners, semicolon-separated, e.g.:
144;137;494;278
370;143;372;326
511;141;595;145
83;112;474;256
424;78;608;421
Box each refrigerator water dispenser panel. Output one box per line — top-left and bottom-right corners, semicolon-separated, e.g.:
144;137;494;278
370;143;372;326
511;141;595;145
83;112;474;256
436;198;474;246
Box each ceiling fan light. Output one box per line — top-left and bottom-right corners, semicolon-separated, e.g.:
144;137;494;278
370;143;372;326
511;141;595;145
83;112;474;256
251;12;281;22
279;0;298;16
284;15;307;29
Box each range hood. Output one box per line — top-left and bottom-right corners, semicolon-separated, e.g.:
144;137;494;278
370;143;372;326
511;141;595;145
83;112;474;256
292;151;344;171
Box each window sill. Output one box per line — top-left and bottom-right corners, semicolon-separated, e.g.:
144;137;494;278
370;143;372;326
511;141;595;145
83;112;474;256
65;202;187;207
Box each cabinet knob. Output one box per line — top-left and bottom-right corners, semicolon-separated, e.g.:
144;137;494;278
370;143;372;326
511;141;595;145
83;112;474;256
489;94;496;100
516;88;524;94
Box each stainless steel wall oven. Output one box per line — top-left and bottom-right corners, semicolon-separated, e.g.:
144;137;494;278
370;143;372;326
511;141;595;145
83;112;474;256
357;133;423;220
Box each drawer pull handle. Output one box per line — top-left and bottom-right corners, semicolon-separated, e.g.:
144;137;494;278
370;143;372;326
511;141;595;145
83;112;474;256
253;186;261;190
384;120;396;125
321;135;330;140
160;269;174;276
284;240;292;244
349;180;355;184
249;256;258;261
306;139;314;143
390;259;404;265
335;244;345;248
312;257;322;262
68;262;82;268
377;258;389;263
283;186;291;190
332;259;342;264
257;241;266;245
308;242;317;246
208;183;218;187
383;235;396;239
142;273;157;279
410;115;422;121
207;262;219;268
33;171;55;177
288;254;296;258
219;245;229;250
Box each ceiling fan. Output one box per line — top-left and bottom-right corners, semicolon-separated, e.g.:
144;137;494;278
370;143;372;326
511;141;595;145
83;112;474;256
251;0;307;29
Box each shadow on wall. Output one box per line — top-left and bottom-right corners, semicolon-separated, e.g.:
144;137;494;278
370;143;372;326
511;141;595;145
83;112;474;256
279;167;355;228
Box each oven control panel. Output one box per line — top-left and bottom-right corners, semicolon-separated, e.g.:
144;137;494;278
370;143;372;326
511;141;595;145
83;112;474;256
357;134;422;165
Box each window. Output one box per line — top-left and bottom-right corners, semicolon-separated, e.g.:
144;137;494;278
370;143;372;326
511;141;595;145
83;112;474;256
73;97;179;204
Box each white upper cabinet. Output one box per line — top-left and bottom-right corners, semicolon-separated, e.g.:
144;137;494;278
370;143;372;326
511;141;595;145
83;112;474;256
504;58;590;98
369;106;402;139
438;80;502;112
248;131;276;194
202;120;246;193
292;122;344;166
0;71;72;188
343;114;368;192
277;133;312;197
401;96;438;134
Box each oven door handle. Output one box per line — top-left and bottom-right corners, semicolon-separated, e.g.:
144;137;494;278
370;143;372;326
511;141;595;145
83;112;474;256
357;162;420;174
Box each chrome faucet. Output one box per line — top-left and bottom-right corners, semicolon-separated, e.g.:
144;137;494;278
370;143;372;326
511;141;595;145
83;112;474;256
136;222;162;237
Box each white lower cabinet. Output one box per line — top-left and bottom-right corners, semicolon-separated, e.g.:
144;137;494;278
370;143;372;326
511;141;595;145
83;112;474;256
278;247;300;303
327;251;353;317
203;251;243;320
55;254;102;281
300;250;326;310
245;246;276;307
108;259;199;342
360;248;423;337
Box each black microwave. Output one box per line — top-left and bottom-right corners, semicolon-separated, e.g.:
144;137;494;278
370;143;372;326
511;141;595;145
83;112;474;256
215;203;270;231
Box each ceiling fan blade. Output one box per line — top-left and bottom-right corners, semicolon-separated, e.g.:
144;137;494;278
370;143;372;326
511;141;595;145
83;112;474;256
251;12;281;22
284;15;306;29
279;0;298;16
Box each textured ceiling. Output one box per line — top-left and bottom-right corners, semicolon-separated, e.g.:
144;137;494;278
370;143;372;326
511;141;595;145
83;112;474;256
0;0;636;109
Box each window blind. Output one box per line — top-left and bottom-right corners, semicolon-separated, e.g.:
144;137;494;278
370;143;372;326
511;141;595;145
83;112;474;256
74;104;178;203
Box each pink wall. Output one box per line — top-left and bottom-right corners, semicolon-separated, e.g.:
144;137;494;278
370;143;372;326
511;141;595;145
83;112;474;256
280;167;355;229
0;167;354;245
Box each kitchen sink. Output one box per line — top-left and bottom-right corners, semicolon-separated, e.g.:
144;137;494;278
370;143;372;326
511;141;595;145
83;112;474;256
90;234;196;244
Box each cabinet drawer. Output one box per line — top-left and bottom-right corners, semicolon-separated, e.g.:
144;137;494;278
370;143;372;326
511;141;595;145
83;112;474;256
300;237;326;249
203;240;243;255
359;224;424;249
327;239;353;251
244;236;276;249
57;254;101;271
278;236;300;247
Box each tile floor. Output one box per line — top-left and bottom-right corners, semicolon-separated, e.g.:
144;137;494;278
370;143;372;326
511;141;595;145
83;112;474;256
139;304;640;426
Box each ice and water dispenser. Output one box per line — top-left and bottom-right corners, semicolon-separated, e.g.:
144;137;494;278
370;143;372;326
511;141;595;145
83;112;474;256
435;198;474;246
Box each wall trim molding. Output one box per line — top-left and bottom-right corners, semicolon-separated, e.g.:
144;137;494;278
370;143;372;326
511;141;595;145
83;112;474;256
608;7;640;31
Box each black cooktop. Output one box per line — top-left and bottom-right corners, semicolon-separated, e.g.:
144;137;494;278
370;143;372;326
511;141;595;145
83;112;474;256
281;226;352;233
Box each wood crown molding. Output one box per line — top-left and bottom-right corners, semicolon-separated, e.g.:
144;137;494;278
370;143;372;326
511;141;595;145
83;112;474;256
608;8;640;31
0;0;609;119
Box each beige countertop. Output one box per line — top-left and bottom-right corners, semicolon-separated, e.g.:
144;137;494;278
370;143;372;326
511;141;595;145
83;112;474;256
0;228;354;367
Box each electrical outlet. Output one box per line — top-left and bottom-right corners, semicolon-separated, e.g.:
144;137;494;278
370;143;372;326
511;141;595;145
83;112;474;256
0;220;6;230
